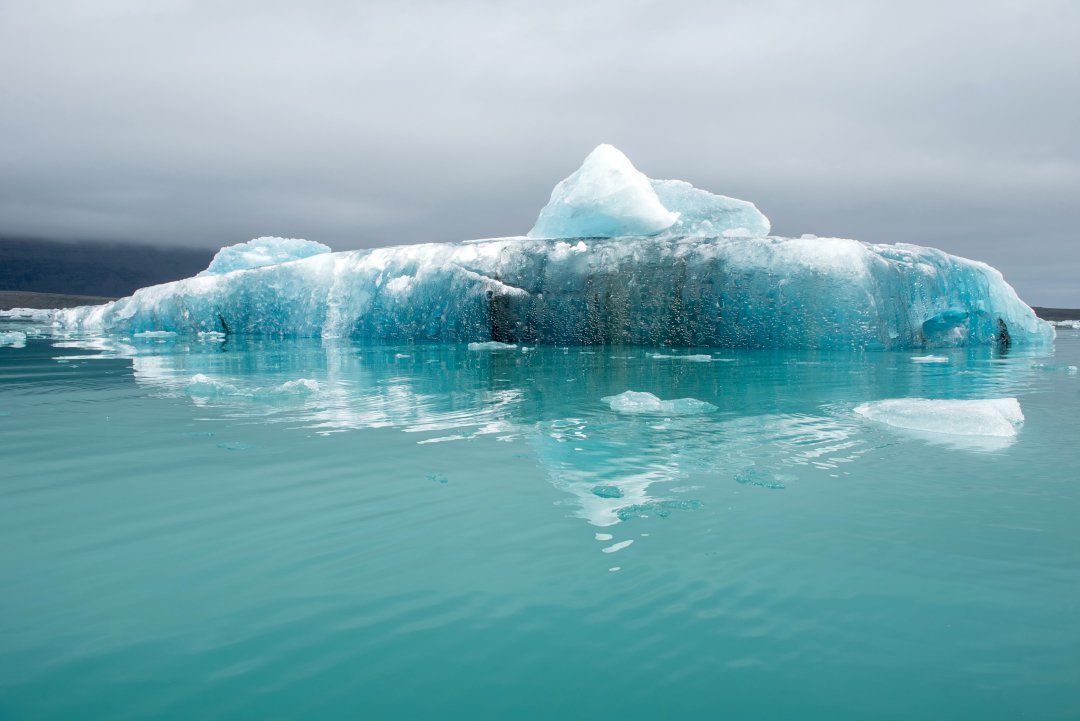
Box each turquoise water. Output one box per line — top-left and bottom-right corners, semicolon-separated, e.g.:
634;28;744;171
2;320;1079;720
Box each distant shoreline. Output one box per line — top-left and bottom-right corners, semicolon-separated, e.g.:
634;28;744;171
1031;307;1080;322
0;290;116;310
3;289;1078;321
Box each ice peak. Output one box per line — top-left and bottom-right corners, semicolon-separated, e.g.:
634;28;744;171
527;144;679;239
528;144;770;240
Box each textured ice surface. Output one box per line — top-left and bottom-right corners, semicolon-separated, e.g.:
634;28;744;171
528;145;679;239
651;353;714;362
0;308;54;321
55;235;1052;349
855;398;1023;437
51;145;1052;349
601;391;717;415
651;178;770;238
200;236;331;275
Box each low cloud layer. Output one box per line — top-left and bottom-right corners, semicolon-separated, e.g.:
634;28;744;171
1;0;1076;304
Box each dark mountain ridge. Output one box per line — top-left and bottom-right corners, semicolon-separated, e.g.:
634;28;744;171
0;236;214;298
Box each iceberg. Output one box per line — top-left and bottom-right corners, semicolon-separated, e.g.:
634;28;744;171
199;236;331;275
53;145;1052;349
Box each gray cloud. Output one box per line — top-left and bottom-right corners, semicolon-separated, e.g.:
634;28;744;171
1;0;1077;304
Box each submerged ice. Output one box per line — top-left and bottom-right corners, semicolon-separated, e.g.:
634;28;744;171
52;145;1052;349
855;398;1024;438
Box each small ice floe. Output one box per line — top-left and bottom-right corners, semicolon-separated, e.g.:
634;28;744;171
185;374;319;398
0;307;53;321
133;330;178;339
855;398;1023;438
911;355;949;363
467;341;518;351
0;331;27;348
1031;363;1078;374
417;435;469;445
601;540;634;554
595;533;614;541
601;390;716;416
650;353;714;362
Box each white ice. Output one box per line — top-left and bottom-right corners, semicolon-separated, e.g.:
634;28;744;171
0;331;27;348
854;398;1024;438
527;144;680;239
602;390;717;415
199;236;331;275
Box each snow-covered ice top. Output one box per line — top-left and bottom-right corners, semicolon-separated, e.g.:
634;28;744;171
528;144;770;239
200;236;331;276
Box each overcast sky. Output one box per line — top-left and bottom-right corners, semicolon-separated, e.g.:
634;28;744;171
1;0;1077;305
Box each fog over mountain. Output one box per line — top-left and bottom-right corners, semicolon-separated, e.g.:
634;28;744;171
0;1;1076;305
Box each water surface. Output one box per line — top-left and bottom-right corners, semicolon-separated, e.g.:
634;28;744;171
2;321;1079;720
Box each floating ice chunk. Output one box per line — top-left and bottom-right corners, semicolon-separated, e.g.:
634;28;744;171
650;353;714;362
602;539;634;554
133;330;177;339
911;355;949;363
651;178;770;238
199;236;331;275
0;331;27;348
185;374;319;398
602;390;717;415
275;379;320;395
854;398;1023;438
0;308;54;321
528;144;679;239
186;374;242;396
467;341;517;351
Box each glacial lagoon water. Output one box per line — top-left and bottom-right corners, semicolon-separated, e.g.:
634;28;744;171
1;320;1079;720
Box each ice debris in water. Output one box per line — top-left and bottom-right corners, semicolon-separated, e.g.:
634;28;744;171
467;341;518;351
528;144;769;239
854;398;1023;438
186;374;319;398
199;236;331;275
602;390;717;415
0;308;53;321
52;144;1052;350
911;355;948;363
650;353;714;362
0;331;27;348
